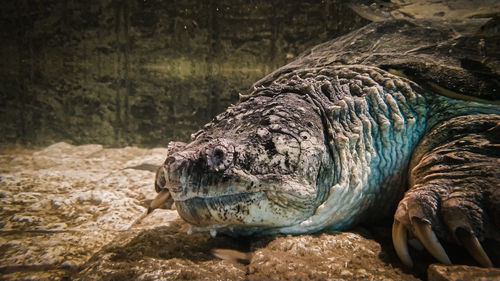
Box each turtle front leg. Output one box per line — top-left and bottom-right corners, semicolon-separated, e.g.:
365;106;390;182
392;114;500;267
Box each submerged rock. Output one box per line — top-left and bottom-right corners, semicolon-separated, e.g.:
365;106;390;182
1;143;497;280
247;230;417;281
0;142;171;280
75;220;419;280
75;221;248;281
428;264;500;281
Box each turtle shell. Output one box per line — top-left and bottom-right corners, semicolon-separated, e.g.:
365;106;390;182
254;17;500;103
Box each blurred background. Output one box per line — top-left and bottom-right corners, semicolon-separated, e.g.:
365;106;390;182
0;0;498;147
0;0;371;147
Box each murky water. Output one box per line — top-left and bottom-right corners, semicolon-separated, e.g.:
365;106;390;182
0;1;368;147
1;1;499;280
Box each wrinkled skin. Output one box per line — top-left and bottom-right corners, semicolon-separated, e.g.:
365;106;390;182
154;19;500;268
393;114;500;267
160;92;332;234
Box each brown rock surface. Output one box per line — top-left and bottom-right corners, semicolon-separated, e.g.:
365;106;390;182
3;143;498;281
0;142;171;280
0;143;415;280
75;222;248;281
247;231;417;281
76;221;419;280
428;264;500;281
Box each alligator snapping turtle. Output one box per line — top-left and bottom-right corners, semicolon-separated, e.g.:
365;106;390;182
153;19;500;267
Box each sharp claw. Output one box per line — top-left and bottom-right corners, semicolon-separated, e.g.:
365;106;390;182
456;228;493;268
126;189;172;230
408;238;424;251
392;220;414;267
412;219;452;265
149;189;171;213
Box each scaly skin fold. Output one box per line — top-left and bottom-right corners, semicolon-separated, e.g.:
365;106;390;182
156;65;499;243
159;64;498;233
393;114;500;267
154;66;500;265
150;18;500;268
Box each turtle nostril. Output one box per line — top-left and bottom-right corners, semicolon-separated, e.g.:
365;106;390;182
213;147;224;161
165;156;176;165
207;146;225;168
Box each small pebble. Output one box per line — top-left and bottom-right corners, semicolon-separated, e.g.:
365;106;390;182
341;270;353;278
60;260;79;270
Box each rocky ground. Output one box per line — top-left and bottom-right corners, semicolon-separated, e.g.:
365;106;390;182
1;143;499;280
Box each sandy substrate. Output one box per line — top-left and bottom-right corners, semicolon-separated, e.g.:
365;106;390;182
1;143;498;280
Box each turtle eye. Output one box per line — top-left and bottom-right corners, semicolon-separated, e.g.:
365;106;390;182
205;143;235;172
300;131;311;140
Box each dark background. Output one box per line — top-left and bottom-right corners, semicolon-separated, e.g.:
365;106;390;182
0;0;369;147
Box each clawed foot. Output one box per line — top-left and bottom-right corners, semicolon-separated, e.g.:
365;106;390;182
392;115;499;268
392;214;492;267
391;163;495;268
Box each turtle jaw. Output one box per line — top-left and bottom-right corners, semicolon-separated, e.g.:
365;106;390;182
158;92;331;234
169;179;319;235
161;137;327;233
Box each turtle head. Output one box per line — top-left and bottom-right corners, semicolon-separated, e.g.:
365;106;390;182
156;93;332;235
